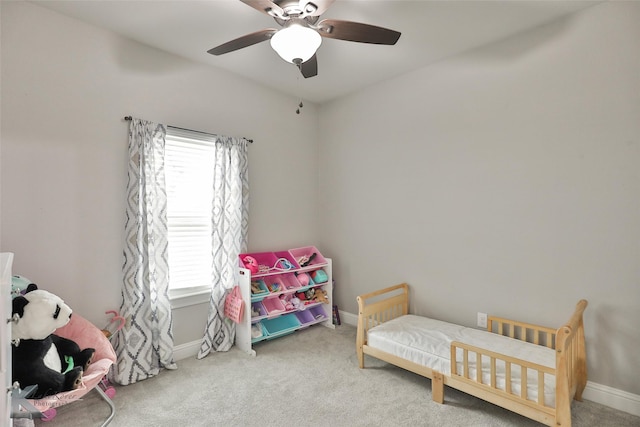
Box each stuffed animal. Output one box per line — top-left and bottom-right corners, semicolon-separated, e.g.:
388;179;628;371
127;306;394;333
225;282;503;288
304;289;315;300
290;296;302;310
279;294;294;311
312;288;329;304
242;256;259;274
11;284;95;398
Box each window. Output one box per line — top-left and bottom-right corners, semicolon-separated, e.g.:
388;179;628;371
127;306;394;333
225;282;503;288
164;128;216;299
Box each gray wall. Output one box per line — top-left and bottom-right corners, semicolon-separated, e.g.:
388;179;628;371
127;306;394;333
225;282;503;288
318;2;639;395
0;1;319;345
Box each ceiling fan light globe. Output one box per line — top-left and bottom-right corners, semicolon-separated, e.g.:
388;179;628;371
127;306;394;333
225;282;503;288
270;24;322;64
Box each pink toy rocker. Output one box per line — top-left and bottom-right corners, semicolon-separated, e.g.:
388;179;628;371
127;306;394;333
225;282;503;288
28;314;117;425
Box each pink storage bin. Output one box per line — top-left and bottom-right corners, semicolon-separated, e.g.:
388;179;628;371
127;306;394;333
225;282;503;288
280;273;302;291
289;246;327;268
262;296;286;314
264;276;286;293
239;252;278;274
274;251;300;270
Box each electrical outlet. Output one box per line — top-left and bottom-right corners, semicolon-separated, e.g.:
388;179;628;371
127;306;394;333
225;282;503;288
477;312;488;328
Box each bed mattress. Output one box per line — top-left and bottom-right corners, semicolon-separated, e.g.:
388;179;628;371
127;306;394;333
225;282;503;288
367;314;556;407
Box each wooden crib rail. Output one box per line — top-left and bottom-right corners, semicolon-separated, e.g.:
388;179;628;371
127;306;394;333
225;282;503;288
451;341;555;407
488;316;557;349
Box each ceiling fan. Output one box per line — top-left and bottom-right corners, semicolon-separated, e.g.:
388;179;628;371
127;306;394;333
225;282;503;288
207;0;401;78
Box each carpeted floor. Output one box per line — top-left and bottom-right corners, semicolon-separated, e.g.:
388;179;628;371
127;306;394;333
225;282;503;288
32;324;640;427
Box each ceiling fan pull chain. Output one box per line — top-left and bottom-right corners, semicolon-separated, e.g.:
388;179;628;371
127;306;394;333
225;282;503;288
295;70;304;115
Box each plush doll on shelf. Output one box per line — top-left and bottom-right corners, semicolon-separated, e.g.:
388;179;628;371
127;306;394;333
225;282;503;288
11;284;95;398
279;294;294;311
290;296;302;310
312;288;329;304
242;256;259;274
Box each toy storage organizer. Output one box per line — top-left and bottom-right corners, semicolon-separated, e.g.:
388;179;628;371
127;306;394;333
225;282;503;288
235;246;334;356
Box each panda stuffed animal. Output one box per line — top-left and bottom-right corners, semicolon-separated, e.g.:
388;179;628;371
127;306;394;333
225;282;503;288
11;284;95;398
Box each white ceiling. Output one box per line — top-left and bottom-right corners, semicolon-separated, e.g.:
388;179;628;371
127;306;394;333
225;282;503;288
31;0;599;104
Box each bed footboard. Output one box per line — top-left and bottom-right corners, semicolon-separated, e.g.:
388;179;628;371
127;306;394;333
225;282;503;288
356;283;408;368
450;299;588;427
554;299;588;426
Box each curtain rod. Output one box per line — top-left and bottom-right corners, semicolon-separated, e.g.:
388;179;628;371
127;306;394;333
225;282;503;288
123;116;253;143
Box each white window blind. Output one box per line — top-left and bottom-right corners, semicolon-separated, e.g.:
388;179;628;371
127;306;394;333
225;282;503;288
165;128;216;292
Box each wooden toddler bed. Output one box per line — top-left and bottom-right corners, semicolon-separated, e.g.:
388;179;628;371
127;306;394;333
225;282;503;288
356;283;587;426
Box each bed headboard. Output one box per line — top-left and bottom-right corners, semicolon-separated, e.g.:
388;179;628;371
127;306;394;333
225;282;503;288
357;283;408;326
356;283;409;360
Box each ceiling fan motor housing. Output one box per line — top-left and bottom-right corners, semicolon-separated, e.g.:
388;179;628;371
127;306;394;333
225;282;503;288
270;0;319;19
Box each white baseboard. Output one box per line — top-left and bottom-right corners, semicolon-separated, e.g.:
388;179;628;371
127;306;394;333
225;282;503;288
338;309;640;418
582;381;640;417
173;339;201;361
339;309;358;327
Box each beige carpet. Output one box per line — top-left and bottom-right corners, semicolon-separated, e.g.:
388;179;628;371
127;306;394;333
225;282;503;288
33;324;639;427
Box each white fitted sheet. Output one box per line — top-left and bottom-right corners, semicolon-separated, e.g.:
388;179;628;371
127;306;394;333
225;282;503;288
367;315;556;407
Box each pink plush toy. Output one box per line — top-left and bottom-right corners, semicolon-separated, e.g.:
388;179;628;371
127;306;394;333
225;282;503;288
242;256;259;274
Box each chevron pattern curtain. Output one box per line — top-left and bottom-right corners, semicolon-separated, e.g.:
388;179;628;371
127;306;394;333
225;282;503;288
197;136;249;359
111;118;177;385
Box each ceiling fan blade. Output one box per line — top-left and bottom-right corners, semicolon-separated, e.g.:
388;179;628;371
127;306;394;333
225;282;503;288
208;29;278;55
299;54;318;78
240;0;285;19
317;19;401;45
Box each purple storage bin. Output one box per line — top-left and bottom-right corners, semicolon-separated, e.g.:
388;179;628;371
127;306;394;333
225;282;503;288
251;302;266;319
295;310;315;326
289;246;327;268
308;305;327;321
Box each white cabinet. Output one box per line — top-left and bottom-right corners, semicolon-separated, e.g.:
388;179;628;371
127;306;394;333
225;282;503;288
235;247;334;356
1;253;14;426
